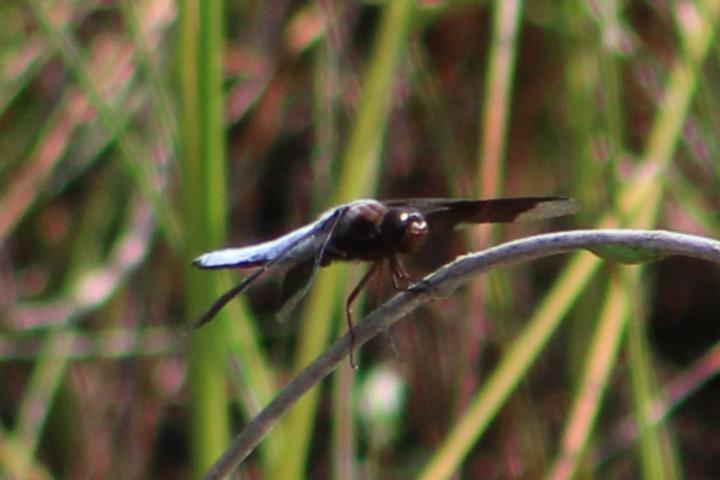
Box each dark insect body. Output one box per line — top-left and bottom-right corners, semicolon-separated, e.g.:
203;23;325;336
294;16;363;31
192;197;580;366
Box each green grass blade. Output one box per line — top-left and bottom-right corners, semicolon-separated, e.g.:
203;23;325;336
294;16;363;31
545;268;630;479
177;0;230;475
270;1;417;478
27;0;181;249
419;0;720;476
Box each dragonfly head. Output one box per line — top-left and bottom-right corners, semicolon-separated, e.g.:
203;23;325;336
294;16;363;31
381;208;429;254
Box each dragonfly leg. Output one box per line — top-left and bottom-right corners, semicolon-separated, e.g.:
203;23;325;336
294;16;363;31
346;260;382;369
389;255;441;296
389;255;413;290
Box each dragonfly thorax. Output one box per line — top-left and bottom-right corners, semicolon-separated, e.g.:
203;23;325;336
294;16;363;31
323;203;429;263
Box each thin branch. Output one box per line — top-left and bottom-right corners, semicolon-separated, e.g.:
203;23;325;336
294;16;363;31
203;229;720;480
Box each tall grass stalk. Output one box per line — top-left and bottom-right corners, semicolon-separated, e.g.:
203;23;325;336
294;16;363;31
419;0;720;477
545;268;630;480
179;0;280;474
27;0;181;248
269;1;416;478
177;0;231;475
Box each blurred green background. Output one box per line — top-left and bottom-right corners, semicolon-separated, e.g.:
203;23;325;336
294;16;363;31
2;0;720;478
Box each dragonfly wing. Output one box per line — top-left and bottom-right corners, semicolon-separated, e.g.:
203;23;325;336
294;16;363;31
384;197;579;228
275;205;350;319
191;206;348;329
276;257;317;321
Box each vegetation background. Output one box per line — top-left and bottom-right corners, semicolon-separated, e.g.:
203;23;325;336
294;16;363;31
2;0;720;478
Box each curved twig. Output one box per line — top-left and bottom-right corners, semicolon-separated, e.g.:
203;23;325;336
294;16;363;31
204;229;720;480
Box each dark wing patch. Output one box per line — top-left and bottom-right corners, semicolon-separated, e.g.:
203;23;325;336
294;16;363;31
383;197;579;228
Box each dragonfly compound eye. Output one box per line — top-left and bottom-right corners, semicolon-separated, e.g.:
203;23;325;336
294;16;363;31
382;209;428;253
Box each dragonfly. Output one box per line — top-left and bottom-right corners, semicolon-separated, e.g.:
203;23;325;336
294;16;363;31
192;197;580;364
